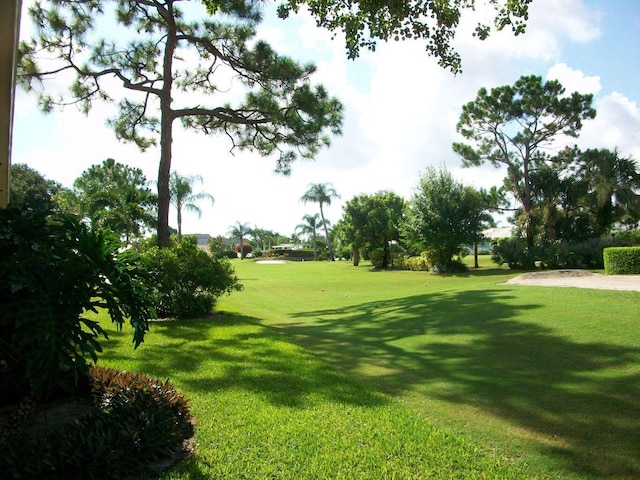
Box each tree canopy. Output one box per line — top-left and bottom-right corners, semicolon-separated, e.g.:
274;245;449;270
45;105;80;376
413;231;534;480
253;0;533;73
453;75;595;249
301;182;340;260
72;158;157;242
9;163;63;212
404;166;494;271
169;172;214;242
337;191;405;267
18;0;343;247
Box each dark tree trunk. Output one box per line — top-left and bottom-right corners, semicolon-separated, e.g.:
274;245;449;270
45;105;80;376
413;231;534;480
156;2;177;248
473;243;479;268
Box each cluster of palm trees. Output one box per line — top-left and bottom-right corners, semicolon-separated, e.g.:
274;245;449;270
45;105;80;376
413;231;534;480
298;182;340;260
226;183;341;260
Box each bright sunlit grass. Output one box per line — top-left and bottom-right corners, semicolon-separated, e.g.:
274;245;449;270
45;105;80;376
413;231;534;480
97;256;640;479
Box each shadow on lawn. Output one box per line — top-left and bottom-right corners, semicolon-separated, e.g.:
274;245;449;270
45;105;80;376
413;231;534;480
100;314;389;410
277;288;640;479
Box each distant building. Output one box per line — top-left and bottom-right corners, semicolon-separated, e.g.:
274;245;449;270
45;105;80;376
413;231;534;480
475;226;514;253
195;233;212;251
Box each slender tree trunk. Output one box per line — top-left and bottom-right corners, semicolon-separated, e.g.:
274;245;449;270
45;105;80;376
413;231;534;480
157;2;177;248
312;229;318;261
522;155;534;252
177;207;182;242
319;203;333;261
473;243;479;268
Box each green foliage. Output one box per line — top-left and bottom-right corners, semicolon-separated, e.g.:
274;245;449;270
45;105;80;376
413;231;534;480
491;238;537;270
405;166;492;270
170;172;214;241
0;365;193;479
138;239;243;318
0;208;154;403
604;247;640;274
72;158;157;242
301;182;341;260
397;254;431;271
338;191;406;268
274;248;317;260
9;163;64;212
272;0;532;73
616;230;640;246
454;75;596;248
493;237;622;270
19;1;343;245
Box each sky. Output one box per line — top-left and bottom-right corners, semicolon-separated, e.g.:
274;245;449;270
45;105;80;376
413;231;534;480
12;0;640;238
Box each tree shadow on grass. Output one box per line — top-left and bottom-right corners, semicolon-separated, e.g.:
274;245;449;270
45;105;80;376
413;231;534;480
276;288;640;479
99;314;389;411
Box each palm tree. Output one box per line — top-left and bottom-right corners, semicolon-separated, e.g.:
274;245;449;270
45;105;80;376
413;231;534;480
296;213;324;261
169;172;214;241
229;221;251;259
580;149;640;234
301;182;340;260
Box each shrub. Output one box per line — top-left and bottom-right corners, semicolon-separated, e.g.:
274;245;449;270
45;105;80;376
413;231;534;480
491;238;537;270
0;365;193;479
397;254;431;271
0;209;154;404
604;247;640;274
274;249;316;260
369;248;385;268
616;230;640;246
235;243;253;257
138;239;243;318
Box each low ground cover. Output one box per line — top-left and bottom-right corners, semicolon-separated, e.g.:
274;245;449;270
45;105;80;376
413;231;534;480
98;257;640;479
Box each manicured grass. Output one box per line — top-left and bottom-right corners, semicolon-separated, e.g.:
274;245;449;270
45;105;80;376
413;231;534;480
97;257;640;479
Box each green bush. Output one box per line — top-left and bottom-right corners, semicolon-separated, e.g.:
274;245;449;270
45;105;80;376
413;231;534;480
604;247;640;274
138;239;243;318
616;230;640;246
0;209;154;404
397;254;431;271
494;237;622;270
0;365;193;479
274;248;317;260
491;238;537;270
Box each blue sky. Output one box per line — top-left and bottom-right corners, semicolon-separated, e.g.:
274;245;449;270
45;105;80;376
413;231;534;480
12;0;640;238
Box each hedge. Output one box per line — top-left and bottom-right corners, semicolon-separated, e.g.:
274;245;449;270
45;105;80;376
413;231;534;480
603;247;640;274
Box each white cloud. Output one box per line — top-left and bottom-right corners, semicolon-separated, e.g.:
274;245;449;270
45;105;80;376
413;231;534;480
546;63;602;95
578;92;640;159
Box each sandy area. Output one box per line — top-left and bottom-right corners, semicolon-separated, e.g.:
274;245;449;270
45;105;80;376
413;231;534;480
504;270;640;292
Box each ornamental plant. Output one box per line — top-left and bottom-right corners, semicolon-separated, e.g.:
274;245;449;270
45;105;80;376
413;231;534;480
0;208;155;404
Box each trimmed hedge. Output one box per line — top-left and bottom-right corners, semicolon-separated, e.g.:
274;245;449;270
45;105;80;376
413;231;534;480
274;249;317;260
604;247;640;274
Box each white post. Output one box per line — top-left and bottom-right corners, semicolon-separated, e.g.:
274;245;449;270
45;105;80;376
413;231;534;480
0;0;22;208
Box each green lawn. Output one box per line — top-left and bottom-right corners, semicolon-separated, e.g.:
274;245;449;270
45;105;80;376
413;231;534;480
97;257;640;479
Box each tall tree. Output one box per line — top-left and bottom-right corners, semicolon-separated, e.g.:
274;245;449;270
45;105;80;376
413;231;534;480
169;172;214;242
296;213;323;260
9;163;63;212
73;158;157;242
404;166;494;272
338;191;405;267
453;75;595;250
300;182;340;260
229;221;251;259
18;0;343;247
270;0;533;73
579;148;640;234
